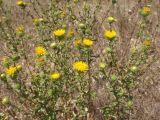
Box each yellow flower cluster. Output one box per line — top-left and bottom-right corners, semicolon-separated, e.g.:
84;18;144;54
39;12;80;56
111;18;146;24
104;30;117;40
141;6;151;16
50;72;61;80
5;65;22;77
53;29;65;37
83;38;93;47
73;61;88;72
5;66;17;77
74;38;93;47
35;47;46;56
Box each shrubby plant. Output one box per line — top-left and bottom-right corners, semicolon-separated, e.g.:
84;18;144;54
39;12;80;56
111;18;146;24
0;0;158;120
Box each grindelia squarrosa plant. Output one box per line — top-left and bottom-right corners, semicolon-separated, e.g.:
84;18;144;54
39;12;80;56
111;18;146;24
0;0;159;120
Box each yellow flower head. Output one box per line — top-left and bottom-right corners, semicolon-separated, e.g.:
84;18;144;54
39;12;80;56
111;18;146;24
16;25;24;34
16;1;26;7
35;47;46;56
83;38;93;47
50;72;60;80
141;6;151;16
74;39;82;46
143;39;151;46
104;30;117;40
73;61;88;72
5;66;17;77
53;29;65;37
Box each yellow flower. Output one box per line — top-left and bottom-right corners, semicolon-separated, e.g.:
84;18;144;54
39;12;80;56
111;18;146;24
16;25;24;35
73;61;88;72
83;38;93;47
50;72;61;80
104;30;117;40
107;16;116;23
143;39;151;46
5;66;17;77
141;6;151;16
74;39;82;46
16;1;26;7
53;29;65;37
35;47;46;56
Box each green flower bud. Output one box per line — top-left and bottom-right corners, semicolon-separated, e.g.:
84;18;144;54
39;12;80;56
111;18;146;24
14;83;21;90
130;48;138;54
130;66;138;73
2;58;10;67
99;63;106;69
105;47;113;53
62;24;67;29
50;42;57;49
47;89;53;96
79;23;85;29
11;54;20;61
71;15;76;20
1;73;6;79
118;89;125;97
0;73;7;81
127;100;133;108
2;96;10;105
111;74;117;81
85;29;90;34
107;17;116;23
